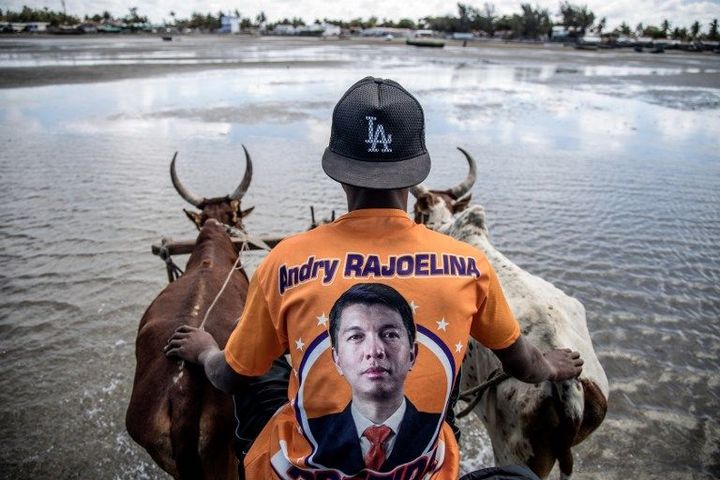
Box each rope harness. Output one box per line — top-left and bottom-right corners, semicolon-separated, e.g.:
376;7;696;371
158;239;184;282
456;369;511;418
198;239;248;331
194;224;271;331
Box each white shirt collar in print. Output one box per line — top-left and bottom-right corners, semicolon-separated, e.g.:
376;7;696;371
351;397;407;460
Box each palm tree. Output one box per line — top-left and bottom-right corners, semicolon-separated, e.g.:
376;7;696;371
661;19;670;37
709;18;718;41
256;11;267;26
690;20;700;39
596;16;606;34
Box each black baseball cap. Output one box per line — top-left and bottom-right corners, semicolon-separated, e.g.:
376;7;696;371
322;77;431;189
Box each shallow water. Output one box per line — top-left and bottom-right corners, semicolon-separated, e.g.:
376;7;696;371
0;37;718;479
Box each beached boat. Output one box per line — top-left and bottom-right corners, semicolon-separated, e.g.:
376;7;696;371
575;35;601;50
406;30;445;48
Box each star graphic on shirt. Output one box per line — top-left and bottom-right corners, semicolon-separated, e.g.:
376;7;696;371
455;341;464;353
436;318;449;331
295;338;305;351
409;300;419;314
316;313;329;327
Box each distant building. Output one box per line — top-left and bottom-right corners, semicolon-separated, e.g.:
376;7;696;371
551;26;569;41
550;25;583;42
297;24;324;36
451;32;473;40
413;29;437;38
272;24;296;35
360;27;413;38
0;22;50;32
220;16;240;34
270;23;339;37
321;24;341;37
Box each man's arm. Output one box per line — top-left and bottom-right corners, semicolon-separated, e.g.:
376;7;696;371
492;335;583;383
164;325;251;393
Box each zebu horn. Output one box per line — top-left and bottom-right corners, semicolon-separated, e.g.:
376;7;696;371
446;147;477;199
229;145;253;201
170;152;205;207
410;184;430;198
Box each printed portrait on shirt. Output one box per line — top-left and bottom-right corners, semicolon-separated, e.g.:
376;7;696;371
290;283;453;477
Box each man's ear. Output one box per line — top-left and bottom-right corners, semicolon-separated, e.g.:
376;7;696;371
410;343;419;369
332;347;344;376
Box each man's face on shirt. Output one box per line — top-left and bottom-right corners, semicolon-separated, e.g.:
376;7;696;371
332;303;417;403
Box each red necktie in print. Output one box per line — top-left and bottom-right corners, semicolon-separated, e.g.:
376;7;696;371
363;425;392;470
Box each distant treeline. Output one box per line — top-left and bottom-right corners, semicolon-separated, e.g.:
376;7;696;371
2;2;719;41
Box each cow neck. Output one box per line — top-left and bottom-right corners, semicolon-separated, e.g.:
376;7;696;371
185;222;237;271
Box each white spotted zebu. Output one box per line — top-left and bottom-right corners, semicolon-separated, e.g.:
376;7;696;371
411;148;609;479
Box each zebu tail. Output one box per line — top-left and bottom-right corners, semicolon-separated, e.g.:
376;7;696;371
169;364;204;480
550;379;584;478
575;378;608;444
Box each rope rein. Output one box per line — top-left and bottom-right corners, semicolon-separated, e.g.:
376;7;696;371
456;369;511;418
198;235;249;331
170;222;268;375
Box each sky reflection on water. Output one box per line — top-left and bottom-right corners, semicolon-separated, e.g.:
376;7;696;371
3;63;718;158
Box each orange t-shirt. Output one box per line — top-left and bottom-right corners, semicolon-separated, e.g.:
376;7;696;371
225;209;520;479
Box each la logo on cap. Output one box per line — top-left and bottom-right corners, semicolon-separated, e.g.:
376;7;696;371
365;116;392;153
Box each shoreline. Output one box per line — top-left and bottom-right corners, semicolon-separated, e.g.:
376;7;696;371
0;60;347;89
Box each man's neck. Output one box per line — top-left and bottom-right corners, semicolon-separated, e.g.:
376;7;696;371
343;184;409;212
353;395;404;424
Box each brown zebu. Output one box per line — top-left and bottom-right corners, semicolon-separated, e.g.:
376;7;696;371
126;148;255;480
411;149;608;479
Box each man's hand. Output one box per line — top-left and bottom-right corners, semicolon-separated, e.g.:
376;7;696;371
164;325;219;364
543;348;583;381
164;325;251;393
493;336;584;384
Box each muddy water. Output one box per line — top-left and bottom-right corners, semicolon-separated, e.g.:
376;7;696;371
0;37;718;479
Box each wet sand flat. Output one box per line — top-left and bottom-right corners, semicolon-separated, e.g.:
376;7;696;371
1;35;719;89
0;60;347;89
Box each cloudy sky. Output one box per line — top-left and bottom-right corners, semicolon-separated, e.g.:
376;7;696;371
5;0;720;30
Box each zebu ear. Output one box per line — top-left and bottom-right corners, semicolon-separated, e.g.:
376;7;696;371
240;206;255;218
183;209;203;230
453;193;472;213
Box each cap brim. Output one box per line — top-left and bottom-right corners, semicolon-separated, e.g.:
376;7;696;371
322;148;431;189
